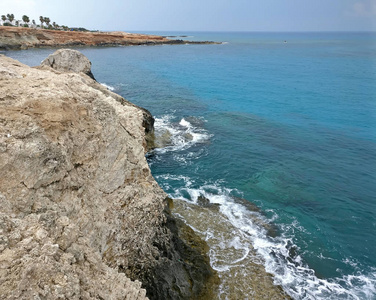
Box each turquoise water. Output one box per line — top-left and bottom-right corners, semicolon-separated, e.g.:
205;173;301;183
5;31;376;299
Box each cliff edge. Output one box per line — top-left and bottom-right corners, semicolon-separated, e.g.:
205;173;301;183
0;50;217;299
0;27;218;50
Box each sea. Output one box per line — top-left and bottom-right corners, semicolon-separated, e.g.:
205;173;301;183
4;31;376;299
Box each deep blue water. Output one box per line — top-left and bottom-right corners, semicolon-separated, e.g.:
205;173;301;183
5;31;376;299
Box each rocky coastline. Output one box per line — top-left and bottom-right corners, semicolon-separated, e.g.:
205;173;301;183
0;50;218;299
0;27;219;50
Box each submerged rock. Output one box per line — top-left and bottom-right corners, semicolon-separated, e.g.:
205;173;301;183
0;52;216;299
197;195;220;211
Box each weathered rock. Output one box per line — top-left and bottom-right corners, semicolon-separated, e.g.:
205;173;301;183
41;49;96;80
0;27;219;50
197;195;220;211
0;53;216;299
138;198;219;300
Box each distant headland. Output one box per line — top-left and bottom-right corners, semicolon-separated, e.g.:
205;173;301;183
0;13;219;50
0;27;219;50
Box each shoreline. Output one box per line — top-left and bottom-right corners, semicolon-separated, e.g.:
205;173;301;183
0;27;220;50
0;50;218;299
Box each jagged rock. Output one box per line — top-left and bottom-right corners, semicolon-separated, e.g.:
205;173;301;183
197;195;220;211
41;49;96;80
0;53;217;299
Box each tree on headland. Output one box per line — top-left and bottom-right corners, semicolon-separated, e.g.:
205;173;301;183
22;15;30;24
7;14;15;24
44;17;50;27
0;13;74;31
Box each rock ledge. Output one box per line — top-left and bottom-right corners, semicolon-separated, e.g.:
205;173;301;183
0;50;217;299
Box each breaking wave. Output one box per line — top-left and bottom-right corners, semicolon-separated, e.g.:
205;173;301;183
100;82;115;91
149;114;376;300
151;114;212;154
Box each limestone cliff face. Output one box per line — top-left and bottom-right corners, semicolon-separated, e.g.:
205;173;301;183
0;27;218;50
0;52;216;299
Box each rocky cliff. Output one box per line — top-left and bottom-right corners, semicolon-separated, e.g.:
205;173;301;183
0;27;218;50
0;50;217;299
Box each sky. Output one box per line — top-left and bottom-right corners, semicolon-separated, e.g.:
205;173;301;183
0;0;375;32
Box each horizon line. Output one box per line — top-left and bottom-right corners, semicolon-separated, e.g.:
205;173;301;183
113;29;376;34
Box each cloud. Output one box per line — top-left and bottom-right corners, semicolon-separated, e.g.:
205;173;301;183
350;0;376;17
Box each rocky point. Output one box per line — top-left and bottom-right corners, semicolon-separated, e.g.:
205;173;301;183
0;49;217;300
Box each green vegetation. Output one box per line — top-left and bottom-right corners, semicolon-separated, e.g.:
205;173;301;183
0;13;81;31
22;15;30;24
39;15;44;28
70;27;89;32
7;14;14;23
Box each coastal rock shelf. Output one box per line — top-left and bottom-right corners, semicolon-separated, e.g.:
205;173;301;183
0;27;218;50
0;50;217;299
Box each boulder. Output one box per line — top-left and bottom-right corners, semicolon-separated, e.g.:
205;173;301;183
41;48;96;80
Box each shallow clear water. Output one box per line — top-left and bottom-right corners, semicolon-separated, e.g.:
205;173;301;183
5;31;376;299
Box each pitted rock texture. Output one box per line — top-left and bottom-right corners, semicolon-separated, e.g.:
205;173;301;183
41;49;96;80
0;52;216;300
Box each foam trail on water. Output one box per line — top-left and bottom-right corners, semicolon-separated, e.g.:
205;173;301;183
100;82;115;91
152;115;211;154
151;113;376;300
155;174;376;300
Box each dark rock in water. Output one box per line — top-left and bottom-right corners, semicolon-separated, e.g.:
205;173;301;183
197;195;220;211
232;196;279;238
137;197;219;300
140;107;155;134
182;132;193;141
41;49;96;80
152;129;173;149
232;196;262;213
197;195;211;206
139;107;156;151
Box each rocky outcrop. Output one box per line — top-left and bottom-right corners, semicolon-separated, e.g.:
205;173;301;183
41;49;96;80
0;51;217;299
0;27;219;50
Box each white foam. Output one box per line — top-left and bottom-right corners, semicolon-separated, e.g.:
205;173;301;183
151;113;376;299
153;115;211;154
158;174;376;300
179;118;191;127
100;82;115;91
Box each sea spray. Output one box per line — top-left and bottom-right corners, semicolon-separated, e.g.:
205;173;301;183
8;32;376;300
150;113;376;299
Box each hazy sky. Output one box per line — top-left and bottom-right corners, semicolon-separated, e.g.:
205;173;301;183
1;0;375;32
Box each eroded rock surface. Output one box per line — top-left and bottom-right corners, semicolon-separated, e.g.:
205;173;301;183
0;27;219;50
0;51;216;299
41;49;96;80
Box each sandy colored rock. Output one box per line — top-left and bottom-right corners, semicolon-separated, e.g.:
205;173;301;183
0;52;216;299
41;49;96;80
0;27;218;50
